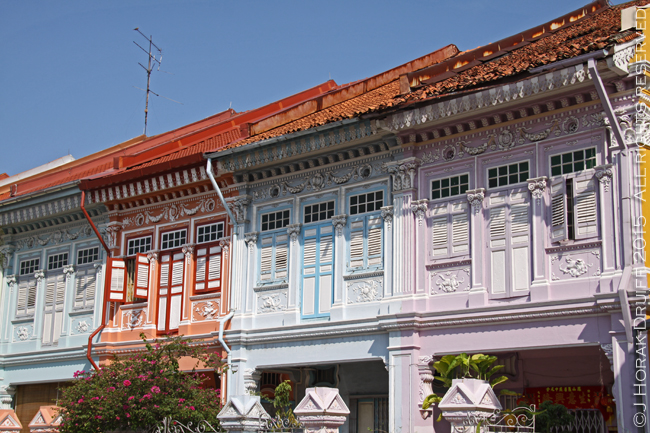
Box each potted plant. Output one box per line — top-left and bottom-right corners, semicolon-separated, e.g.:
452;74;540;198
422;353;509;427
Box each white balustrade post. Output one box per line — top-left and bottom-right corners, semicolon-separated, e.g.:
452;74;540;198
294;387;350;433
217;395;271;433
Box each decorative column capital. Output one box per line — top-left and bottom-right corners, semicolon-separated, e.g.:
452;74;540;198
147;250;159;263
104;221;122;250
6;274;16;288
380;206;394;229
182;243;195;264
410;199;429;226
287;224;302;244
34;269;45;283
219;237;232;257
595;164;614;192
63;264;75;281
601;343;613;371
229;196;252;224
0;385;16;410
466;188;486;214
527;176;547;205
0;244;15;271
386;157;420;192
331;215;348;236
244;232;259;246
243;368;262;395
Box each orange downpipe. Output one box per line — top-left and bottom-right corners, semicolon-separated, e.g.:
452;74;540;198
80;190;111;370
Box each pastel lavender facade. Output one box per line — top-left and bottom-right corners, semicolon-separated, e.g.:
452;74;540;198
210;32;646;433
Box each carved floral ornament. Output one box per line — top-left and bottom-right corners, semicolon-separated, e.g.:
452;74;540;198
411;200;428;227
380;206;394;229
0;245;15;270
385;159;419;192
193;300;220;320
287;224;302;243
228;197;251;223
123;309;146;330
122;198;217;228
527;177;547;205
34;269;45;283
147;250;160;263
63;264;75;281
14;225;93;251
182;244;195;263
244;232;259;251
466;189;485;214
6;275;16;288
595;164;614;192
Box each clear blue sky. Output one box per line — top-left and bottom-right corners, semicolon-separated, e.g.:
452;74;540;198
0;0;627;177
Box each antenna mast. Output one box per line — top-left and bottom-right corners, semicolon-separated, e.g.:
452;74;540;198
133;28;162;136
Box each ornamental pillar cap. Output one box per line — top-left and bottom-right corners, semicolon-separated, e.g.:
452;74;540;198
217;395;270;433
0;409;22;432
438;379;501;421
28;406;62;432
294;387;350;432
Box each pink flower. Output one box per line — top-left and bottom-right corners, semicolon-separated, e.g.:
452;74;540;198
123;380;131;387
190;406;195;411
77;398;84;404
126;414;130;418
128;396;135;401
116;416;120;420
151;386;161;394
179;398;185;403
142;394;152;399
95;415;102;419
107;387;115;392
154;405;159;408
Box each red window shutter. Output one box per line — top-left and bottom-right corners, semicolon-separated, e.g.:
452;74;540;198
134;253;150;298
105;258;127;302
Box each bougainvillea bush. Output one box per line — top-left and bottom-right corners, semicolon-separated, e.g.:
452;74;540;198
58;334;225;433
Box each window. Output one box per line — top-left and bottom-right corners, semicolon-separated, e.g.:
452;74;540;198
16;280;37;316
197;222;224;244
304;201;335;224
488;162;529;188
127;236;152;256
47;253;68;270
43;271;65;345
20;258;39;276
157;252;185;333
430;200;469;259
261;210;290;231
431;174;469;200
350;191;383;215
195;245;222;293
259;234;289;283
551;148;596;176
301;224;334;317
75;266;97;310
348;215;383;272
487;187;531;298
77;247;99;265
161;230;187;250
550;175;598;242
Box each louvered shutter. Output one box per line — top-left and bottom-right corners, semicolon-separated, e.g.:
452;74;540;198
488;193;507;296
260;236;273;281
169;252;185;330
349;219;364;269
75;267;97;308
106;258;127;302
431;216;448;257
302;234;317;316
274;234;288;280
573;176;598;240
318;229;334;314
134;253;150;298
17;282;28;315
367;216;383;268
509;190;530;293
451;209;469;255
158;255;170;331
195;246;222;292
27;284;36;315
43;273;65;345
550;177;568;242
302;224;334;317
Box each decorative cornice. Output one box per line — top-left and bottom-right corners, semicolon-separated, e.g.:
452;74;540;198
121;197;217;228
384;63;590;133
545;241;602;255
343;270;385;281
425;259;472;271
253;283;289;292
0;194;82;226
13;224;94;251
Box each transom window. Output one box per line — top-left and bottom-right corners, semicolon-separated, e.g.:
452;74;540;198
551;148;596;176
47;253;68;270
161;229;187;250
488;162;529;188
197;222;224;244
304;201;335;224
261;210;290;231
431;174;470;200
350;191;383;215
20;259;39;276
127;236;152;256
77;247;99;265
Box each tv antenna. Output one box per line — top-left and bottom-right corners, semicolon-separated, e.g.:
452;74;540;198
133;28;163;135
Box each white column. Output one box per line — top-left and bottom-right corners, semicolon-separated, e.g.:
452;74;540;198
466;189;487;307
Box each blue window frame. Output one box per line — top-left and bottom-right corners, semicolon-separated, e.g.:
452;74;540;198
301;224;334;318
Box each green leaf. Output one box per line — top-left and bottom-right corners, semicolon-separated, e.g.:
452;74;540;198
490;375;509;387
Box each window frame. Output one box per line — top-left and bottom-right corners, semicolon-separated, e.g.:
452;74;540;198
428;198;470;261
430;173;470;202
160;229;188;251
196;222;225;245
260;209;291;232
549;147;597;177
486;160;531;190
303;200;335;224
349;191;384;216
77;246;100;265
47;252;69;271
346;188;385;275
126;235;152;256
19;258;40;276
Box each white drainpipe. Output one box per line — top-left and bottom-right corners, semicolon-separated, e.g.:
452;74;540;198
206;157;239;397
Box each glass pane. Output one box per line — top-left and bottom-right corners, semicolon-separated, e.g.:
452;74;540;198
461;174;469;184
519;171;529;182
442;188;450;198
498;166;508;176
520;161;529;171
451;186;459;196
574;150;584;161
460;184;468;194
489;178;497;188
510;174;519;184
432;180;440;190
551;155;561;166
562;153;572;163
499;176;508;186
551;166;561;176
586;158;596;169
432;190;441;199
441;178;450;188
509;164;518;174
563;163;572;174
488;168;497;179
574;161;584;171
451;176;459;186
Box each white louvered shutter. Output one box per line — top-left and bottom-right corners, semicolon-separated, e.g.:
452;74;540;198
134;253;150;298
367;216;383;268
274;234;288;280
318;229;334;314
509;190;531;294
488;192;507;296
451;209;469;255
196;245;222;292
17;282;28;315
106;258;127;302
349;219;364;269
260;236;273;281
158;255;170;331
431;216;448;257
550;177;568;243
573;176;598;240
169;252;185;330
75;267;97;308
43;273;65;345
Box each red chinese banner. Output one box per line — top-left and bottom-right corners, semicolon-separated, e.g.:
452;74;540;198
522;386;615;422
